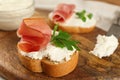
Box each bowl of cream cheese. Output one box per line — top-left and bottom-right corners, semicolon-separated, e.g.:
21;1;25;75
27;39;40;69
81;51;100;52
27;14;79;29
0;0;34;30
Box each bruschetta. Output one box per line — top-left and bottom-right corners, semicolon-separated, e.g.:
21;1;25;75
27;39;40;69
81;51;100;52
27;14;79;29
48;3;96;33
17;18;79;77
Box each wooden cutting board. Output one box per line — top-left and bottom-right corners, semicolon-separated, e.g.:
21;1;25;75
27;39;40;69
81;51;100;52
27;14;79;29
0;11;120;80
91;0;120;6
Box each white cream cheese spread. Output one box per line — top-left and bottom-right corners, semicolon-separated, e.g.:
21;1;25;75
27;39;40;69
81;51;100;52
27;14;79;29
20;43;76;63
90;35;119;58
49;12;96;28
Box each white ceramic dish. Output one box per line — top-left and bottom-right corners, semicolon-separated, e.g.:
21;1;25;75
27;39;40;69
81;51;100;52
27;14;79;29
0;0;35;31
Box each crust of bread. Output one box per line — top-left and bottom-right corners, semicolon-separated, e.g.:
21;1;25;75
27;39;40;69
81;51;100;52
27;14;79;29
17;52;43;72
17;51;79;77
48;18;95;33
41;51;79;77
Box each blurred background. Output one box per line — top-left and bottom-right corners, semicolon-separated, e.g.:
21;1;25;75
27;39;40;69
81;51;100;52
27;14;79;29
35;0;120;31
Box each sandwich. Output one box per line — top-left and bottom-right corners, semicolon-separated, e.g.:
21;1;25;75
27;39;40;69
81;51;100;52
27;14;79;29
17;18;79;77
48;3;96;33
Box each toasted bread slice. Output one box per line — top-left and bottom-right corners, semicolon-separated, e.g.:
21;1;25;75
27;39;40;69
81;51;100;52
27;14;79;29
48;19;95;33
17;51;79;77
41;51;79;77
17;51;43;72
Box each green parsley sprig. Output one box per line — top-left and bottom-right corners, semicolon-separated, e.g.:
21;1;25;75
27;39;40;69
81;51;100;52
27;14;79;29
76;10;93;22
51;24;80;51
87;13;93;19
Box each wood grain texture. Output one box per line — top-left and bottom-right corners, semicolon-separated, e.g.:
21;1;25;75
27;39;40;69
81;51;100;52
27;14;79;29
89;0;120;6
0;27;120;80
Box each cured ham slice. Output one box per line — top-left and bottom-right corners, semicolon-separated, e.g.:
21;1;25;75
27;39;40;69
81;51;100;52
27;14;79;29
18;36;49;52
17;18;52;52
18;41;40;52
52;3;75;22
17;18;51;37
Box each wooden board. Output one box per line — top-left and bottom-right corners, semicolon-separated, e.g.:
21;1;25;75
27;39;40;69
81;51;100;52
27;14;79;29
0;11;120;80
90;0;120;6
0;28;120;80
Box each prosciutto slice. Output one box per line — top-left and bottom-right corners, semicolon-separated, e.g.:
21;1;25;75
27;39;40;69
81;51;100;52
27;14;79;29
52;3;75;22
17;18;51;37
17;18;52;52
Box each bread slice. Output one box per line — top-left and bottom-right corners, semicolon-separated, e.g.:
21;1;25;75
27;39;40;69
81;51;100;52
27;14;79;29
48;19;95;33
17;51;79;77
17;51;43;72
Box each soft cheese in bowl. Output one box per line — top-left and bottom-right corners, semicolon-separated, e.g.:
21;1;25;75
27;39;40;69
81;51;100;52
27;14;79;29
0;0;34;30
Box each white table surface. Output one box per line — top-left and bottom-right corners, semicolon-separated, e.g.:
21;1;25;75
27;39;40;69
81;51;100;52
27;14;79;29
0;0;120;80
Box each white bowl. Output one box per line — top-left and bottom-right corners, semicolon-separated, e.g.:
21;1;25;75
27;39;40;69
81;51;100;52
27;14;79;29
0;0;35;31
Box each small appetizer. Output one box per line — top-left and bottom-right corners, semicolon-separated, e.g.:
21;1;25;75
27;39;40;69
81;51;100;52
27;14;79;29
17;18;79;77
90;35;119;58
48;3;96;33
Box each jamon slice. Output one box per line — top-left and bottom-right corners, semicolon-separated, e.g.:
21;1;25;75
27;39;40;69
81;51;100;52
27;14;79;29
52;3;75;22
17;18;52;52
17;18;51;37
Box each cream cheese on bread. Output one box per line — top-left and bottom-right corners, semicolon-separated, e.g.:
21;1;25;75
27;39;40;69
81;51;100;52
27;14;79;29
49;12;96;28
19;43;76;63
90;35;119;58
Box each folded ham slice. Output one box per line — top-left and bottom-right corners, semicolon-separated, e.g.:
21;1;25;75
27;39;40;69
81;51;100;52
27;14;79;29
52;3;75;23
17;18;52;52
17;18;51;37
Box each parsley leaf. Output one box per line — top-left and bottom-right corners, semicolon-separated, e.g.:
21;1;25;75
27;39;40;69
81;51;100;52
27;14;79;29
51;24;80;51
81;16;86;22
76;10;93;22
76;10;86;22
88;13;93;19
